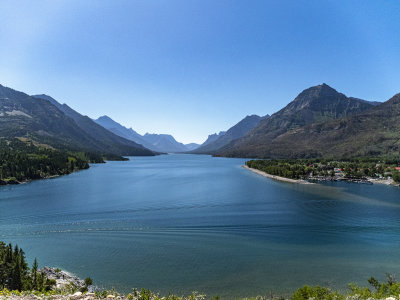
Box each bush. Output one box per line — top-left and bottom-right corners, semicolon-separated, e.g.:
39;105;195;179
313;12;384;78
392;171;400;183
291;285;343;300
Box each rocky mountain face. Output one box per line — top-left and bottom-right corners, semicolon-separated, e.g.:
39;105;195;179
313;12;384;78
216;84;379;158
193;114;268;154
30;94;154;156
0;84;154;157
249;92;400;158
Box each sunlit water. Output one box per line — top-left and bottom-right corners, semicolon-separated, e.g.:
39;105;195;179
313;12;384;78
1;154;400;299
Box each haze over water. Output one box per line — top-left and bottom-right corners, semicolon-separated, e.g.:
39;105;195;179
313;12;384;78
1;154;400;299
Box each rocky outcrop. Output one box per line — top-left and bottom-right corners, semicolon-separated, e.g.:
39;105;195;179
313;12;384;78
39;267;91;291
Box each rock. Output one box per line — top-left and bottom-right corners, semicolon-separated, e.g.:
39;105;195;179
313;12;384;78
385;297;396;300
107;295;115;298
72;292;82;297
39;267;86;290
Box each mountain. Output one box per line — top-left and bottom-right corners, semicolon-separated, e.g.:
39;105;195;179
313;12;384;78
141;133;188;153
94;115;151;148
199;131;226;148
216;84;378;158
247;92;400;158
94;115;196;153
193;114;268;154
0;85;154;157
31;94;155;156
184;143;200;151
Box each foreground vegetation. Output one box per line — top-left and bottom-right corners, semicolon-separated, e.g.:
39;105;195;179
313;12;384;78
3;277;400;300
246;157;400;183
0;241;55;291
0;138;111;185
3;241;400;300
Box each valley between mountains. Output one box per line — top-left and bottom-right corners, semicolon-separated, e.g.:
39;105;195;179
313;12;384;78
1;82;400;184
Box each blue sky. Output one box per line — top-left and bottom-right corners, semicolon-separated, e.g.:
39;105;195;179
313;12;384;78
0;0;399;144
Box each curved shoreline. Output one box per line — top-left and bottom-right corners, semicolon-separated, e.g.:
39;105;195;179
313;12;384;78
243;165;314;184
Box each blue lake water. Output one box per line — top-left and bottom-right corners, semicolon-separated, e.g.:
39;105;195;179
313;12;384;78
1;154;400;299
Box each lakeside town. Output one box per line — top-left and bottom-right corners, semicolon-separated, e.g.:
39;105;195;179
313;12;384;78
246;159;400;186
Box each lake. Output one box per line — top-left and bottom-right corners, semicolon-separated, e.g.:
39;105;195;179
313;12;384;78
1;154;400;299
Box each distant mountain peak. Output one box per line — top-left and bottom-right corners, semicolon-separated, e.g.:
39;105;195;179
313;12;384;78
191;114;266;154
296;83;339;100
95;117;193;153
96;115;115;122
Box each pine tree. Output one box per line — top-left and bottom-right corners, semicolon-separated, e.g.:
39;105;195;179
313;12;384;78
31;258;38;290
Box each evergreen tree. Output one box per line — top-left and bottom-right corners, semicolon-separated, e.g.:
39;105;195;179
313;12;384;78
31;258;38;290
0;241;50;291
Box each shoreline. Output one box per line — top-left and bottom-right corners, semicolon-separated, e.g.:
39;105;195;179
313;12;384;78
243;165;400;187
243;165;314;184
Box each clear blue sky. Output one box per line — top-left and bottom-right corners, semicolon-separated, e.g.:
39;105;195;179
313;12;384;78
0;0;399;144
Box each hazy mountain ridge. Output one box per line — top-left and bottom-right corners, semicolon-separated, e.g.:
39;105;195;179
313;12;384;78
192;114;268;154
94;115;152;149
94;116;199;153
142;133;188;153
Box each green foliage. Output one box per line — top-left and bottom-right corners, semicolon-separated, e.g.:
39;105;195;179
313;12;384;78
347;274;400;299
0;138;100;184
0;241;52;291
84;277;93;287
393;171;400;183
81;277;93;292
291;285;343;300
292;275;400;300
246;157;400;182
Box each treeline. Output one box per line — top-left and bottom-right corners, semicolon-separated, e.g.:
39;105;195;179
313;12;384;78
0;241;54;291
247;160;312;180
0;138;104;184
246;157;400;183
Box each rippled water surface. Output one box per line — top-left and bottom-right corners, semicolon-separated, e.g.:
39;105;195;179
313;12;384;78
1;154;400;298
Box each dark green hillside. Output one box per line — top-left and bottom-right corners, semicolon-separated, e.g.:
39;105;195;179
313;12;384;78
0;138;100;184
217;84;378;158
0;84;154;158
